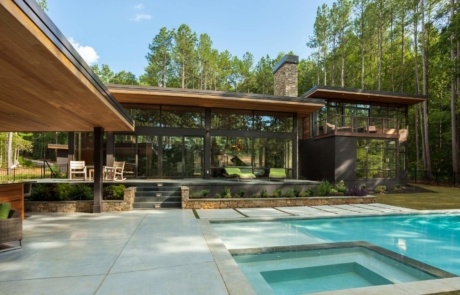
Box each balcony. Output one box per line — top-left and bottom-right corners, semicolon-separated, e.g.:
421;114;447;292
313;115;405;141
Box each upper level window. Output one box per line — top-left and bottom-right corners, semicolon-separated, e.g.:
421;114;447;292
211;109;253;131
123;105;204;128
254;111;293;132
161;106;204;128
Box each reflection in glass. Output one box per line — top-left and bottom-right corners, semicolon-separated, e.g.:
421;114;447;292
211;109;253;131
357;139;396;179
137;136;159;177
114;134;137;177
254;111;293;132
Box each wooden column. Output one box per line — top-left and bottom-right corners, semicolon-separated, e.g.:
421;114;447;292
93;127;104;213
106;131;114;166
204;108;211;179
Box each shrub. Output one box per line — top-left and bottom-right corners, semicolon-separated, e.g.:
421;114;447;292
260;189;269;198
30;184;50;201
315;180;334;196
201;189;210;198
71;184;93;200
374;185;386;194
283;188;296;198
293;187;302;198
335;180;347;194
54;183;73;201
272;189;282;198
191;192;202;198
222;187;232;198
214;193;222;198
393;184;403;192
235;189;246;198
346;186;368;196
299;190;312;197
104;184;125;200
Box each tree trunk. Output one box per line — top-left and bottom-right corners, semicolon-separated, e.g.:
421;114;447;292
450;0;459;185
7;132;13;174
377;0;383;91
420;0;433;179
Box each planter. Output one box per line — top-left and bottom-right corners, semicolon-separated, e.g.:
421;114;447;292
181;186;376;209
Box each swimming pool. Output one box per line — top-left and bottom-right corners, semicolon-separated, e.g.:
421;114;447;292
212;213;460;275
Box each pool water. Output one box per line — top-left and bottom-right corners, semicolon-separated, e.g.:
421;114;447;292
212;214;460;276
233;245;441;295
262;263;390;294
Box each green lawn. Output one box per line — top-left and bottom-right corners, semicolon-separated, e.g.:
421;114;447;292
376;184;460;210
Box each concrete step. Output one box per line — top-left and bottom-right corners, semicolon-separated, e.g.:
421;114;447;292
135;195;181;203
133;201;181;209
135;190;180;197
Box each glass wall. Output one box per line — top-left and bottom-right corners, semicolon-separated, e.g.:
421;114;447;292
312;102;406;137
211;109;253;131
211;109;293;132
117;105;296;179
356;139;397;179
211;136;293;177
124;105;204;128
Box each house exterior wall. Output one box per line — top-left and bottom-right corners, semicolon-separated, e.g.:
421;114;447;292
300;136;405;188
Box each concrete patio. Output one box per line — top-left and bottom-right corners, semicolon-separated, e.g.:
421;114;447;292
1;205;460;294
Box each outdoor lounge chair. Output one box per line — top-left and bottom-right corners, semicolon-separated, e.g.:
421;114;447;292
269;168;287;181
69;161;87;180
104;161;126;181
224;167;256;181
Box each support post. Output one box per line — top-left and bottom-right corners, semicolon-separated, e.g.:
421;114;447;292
106;131;114;167
93;127;104;213
204;108;211;179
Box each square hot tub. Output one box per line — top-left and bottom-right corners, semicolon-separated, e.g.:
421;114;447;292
231;242;455;295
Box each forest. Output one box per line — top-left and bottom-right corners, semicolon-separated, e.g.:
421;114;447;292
1;0;459;184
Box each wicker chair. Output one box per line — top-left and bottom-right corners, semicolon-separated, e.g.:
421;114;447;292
0;210;23;246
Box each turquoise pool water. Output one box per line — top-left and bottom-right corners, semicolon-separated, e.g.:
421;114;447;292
233;245;441;294
212;214;460;275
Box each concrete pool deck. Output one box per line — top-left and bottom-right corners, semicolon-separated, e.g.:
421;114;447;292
0;204;459;295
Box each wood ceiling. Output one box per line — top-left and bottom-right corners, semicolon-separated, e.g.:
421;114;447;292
0;0;134;132
108;85;325;116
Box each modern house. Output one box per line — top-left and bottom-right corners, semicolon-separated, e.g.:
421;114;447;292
70;55;425;188
1;0;426;194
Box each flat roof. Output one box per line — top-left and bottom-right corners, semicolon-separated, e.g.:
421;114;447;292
108;85;326;116
0;0;134;132
302;86;427;105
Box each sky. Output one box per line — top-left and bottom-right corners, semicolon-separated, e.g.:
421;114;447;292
46;0;335;78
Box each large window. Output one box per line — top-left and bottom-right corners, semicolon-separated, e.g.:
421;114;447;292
211;109;253;131
211;136;293;177
254;111;293;132
356;139;396;179
123;105;204;128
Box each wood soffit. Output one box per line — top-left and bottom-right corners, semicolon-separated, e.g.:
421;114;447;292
0;0;134;132
108;85;325;116
302;86;427;105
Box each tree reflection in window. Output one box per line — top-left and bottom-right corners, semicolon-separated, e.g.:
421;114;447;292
357;139;396;179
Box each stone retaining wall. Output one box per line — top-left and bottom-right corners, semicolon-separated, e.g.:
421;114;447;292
181;186;376;209
25;187;136;213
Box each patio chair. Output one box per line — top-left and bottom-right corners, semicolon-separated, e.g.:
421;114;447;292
269;168;287;181
69;161;87;180
224;167;256;181
104;161;126;181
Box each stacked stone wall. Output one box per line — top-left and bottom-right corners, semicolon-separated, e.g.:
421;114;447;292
25;187;136;213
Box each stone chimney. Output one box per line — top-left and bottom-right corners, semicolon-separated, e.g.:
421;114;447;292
273;55;299;97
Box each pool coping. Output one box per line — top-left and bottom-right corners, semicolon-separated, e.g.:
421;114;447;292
199;209;460;295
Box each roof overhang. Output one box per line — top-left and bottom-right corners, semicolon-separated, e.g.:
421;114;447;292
108;85;325;116
302;86;427;105
0;0;134;132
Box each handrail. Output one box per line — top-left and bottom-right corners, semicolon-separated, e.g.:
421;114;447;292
43;160;57;178
314;115;399;137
